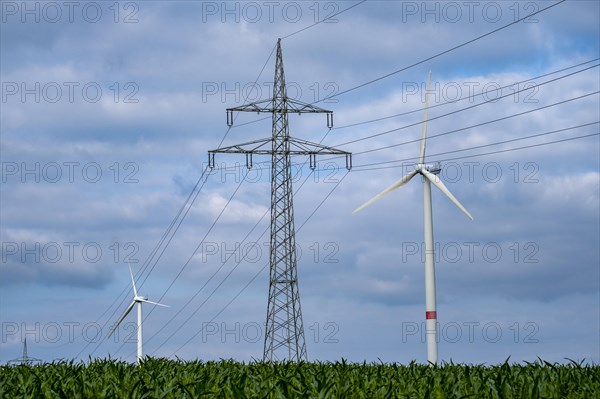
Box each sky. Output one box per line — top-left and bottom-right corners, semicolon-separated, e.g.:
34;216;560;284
1;0;599;365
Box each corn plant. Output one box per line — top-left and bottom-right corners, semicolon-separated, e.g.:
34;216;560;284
1;358;598;398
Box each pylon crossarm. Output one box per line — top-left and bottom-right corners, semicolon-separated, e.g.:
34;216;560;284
284;99;331;114
208;138;273;169
209;138;273;154
286;137;349;155
226;99;333;127
227;99;273;113
210;137;350;156
286;137;352;170
8;356;42;365
227;99;331;114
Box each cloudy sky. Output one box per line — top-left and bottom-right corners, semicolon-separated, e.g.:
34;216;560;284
1;0;598;365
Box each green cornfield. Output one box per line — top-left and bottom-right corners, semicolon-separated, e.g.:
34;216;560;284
1;358;598;398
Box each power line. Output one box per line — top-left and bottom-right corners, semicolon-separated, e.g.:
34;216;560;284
315;0;567;103
170;260;269;358
197;0;581;182
229;2;570;130
434;133;599;164
232;121;599;175
281;0;367;40
331;65;599;148
332;58;599;131
299;89;599;169
350;90;599;157
154;171;249;306
194;86;597;175
138;166;211;291
186;85;598;178
352;132;599;173
242;90;598;172
224;60;597;158
229;115;271;129
351;122;600;170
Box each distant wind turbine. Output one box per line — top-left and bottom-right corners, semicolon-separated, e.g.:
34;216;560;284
108;264;168;364
353;72;473;365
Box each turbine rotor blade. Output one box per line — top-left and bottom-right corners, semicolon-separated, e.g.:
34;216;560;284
128;263;138;298
421;168;474;220
140;299;169;308
108;300;136;338
353;169;418;214
419;71;432;164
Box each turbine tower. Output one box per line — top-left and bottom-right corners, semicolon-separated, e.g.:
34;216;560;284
109;264;169;364
353;72;473;365
209;39;351;361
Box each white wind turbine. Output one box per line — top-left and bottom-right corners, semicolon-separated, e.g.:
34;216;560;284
353;72;473;365
108;264;168;364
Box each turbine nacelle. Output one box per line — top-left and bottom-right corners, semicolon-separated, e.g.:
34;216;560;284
416;162;441;175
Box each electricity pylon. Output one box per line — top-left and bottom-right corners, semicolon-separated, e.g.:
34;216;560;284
209;39;351;361
8;337;42;365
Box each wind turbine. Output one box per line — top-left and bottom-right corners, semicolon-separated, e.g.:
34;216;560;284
108;264;168;364
353;72;473;365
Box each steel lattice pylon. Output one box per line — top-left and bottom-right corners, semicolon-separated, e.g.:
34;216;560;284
209;39;351;361
8;337;42;365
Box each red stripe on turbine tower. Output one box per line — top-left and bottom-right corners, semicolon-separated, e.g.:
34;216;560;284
426;311;437;320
